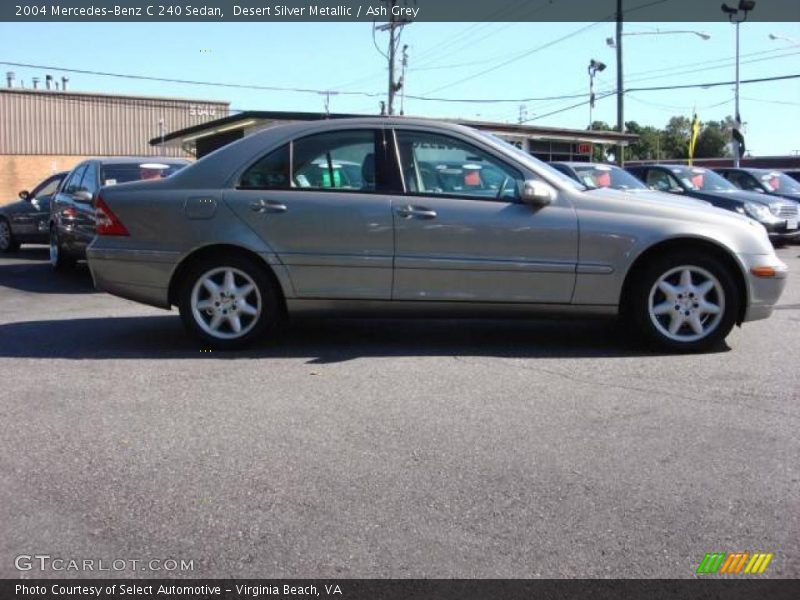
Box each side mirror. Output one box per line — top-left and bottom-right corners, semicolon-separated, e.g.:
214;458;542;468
521;180;556;207
72;190;93;204
19;190;30;201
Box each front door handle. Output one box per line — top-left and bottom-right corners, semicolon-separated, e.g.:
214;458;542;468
396;205;437;219
250;199;287;213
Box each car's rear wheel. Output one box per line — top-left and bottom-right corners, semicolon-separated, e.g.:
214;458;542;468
177;254;282;349
630;252;739;352
49;226;76;270
0;218;20;253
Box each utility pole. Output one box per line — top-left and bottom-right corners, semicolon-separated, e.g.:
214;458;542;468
375;0;412;116
388;3;397;115
615;0;624;166
321;90;338;116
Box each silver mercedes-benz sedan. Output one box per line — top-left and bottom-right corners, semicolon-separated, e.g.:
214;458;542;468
87;118;788;352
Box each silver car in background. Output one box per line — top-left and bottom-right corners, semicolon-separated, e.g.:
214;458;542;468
87;118;788;352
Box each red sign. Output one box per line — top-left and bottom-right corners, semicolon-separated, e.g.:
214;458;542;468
577;143;592;154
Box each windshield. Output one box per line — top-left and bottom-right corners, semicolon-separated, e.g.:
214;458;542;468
478;131;588;191
101;162;187;186
757;170;800;194
572;165;648;190
669;167;737;192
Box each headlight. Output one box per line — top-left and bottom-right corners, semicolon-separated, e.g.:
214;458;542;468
743;202;774;222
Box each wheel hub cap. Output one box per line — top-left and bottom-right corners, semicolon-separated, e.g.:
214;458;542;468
190;267;262;340
648;266;725;343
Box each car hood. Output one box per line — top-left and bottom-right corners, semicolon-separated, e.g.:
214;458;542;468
687;188;781;206
0;199;34;215
585;186;772;251
591;187;712;208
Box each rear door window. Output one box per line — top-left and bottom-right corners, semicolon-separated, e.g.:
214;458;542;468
292;130;380;192
63;165;87;195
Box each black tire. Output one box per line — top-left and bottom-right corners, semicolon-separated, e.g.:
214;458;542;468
49;226;76;270
629;251;740;353
0;218;20;253
177;253;283;350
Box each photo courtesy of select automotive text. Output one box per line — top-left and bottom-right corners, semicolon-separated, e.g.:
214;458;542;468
1;0;799;598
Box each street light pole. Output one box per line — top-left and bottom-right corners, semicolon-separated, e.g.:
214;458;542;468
735;18;741;166
588;59;606;130
615;0;624;166
722;1;756;167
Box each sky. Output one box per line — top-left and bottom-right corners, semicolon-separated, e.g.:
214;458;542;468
0;20;799;155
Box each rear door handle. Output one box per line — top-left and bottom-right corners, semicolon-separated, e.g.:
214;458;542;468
396;205;437;219
250;199;287;213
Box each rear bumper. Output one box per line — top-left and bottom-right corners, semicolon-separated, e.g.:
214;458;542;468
86;246;178;309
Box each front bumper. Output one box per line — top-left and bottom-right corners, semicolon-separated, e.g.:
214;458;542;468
763;220;800;242
738;253;789;322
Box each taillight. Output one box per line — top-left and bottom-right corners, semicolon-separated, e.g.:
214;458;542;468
95;194;129;236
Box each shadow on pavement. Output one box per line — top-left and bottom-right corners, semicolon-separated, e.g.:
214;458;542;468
0;249;95;294
0;314;728;362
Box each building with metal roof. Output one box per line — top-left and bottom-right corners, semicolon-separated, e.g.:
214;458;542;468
149;110;639;162
0;84;229;203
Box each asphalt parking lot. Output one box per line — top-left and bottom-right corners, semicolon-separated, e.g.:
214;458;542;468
0;246;798;579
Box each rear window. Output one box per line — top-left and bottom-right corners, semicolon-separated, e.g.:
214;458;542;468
101;162;186;186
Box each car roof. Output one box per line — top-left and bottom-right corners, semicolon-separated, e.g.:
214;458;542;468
554;161;620;169
77;157;191;165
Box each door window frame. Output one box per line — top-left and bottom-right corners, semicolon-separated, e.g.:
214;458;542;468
388;128;525;203
236;128;396;195
62;164;88;195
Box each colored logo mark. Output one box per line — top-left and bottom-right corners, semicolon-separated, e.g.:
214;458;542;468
696;552;773;574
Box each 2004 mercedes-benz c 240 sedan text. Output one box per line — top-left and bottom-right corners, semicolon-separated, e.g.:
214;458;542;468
87;118;788;352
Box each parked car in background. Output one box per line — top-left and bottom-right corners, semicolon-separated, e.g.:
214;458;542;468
550;161;711;207
50;157;189;269
626;164;799;244
715;167;800;203
550;162;648;191
0;171;67;252
87;118;787;353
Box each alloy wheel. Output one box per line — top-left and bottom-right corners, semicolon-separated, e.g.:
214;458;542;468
0;220;10;251
190;267;262;340
49;228;59;266
647;265;725;343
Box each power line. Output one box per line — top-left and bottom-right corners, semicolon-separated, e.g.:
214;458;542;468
521;74;800;123
0;60;384;99
420;21;607;96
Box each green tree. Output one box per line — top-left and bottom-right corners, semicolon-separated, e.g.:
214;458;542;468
588;121;613;162
695;120;731;158
625;121;664;161
662;116;692;159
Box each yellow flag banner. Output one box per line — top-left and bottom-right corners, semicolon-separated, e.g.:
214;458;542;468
688;113;701;166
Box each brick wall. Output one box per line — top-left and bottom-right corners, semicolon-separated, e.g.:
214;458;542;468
0;155;89;205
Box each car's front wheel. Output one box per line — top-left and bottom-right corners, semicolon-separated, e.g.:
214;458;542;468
630;252;740;352
0;218;20;253
177;254;283;349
